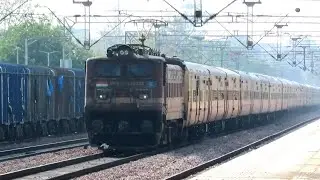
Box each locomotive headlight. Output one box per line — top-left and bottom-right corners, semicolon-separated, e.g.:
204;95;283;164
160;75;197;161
96;89;110;100
99;94;107;99
119;50;125;55
139;94;148;100
124;50;129;55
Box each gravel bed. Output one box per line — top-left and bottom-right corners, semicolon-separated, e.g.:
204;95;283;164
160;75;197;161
0;133;88;151
75;109;320;180
0;146;102;174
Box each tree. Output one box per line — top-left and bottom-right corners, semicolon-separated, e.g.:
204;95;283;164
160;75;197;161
0;21;95;68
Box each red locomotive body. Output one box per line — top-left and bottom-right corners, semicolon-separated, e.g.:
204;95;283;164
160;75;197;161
85;44;166;150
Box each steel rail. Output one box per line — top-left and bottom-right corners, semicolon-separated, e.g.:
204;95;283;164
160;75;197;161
164;116;320;180
0;138;88;157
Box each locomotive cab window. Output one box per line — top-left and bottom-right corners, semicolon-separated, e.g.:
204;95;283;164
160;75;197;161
94;61;120;77
127;62;154;77
93;60;156;78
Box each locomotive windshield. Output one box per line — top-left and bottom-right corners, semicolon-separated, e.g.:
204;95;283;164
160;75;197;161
127;63;153;77
93;60;155;78
95;61;120;77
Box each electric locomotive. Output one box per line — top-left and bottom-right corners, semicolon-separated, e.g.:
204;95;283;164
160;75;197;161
84;44;175;150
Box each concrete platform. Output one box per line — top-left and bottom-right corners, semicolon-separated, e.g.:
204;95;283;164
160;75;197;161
188;119;320;180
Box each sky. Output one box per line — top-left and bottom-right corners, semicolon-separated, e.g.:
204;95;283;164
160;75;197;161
27;0;320;45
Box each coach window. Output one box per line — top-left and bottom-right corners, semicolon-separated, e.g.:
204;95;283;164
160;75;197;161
193;90;197;102
173;83;176;97
176;83;178;97
177;83;180;97
171;83;174;97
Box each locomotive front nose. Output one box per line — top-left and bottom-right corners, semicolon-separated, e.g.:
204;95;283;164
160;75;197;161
84;50;165;149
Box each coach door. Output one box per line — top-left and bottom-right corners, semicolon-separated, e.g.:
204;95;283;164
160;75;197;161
195;76;200;124
207;69;219;123
206;73;212;123
202;73;210;124
187;71;197;126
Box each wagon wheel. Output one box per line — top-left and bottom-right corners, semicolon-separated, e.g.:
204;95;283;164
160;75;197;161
40;121;49;137
69;118;77;133
0;126;5;141
61;120;70;134
23;123;34;139
15;124;24;140
77;117;86;132
47;121;57;135
8;125;15;141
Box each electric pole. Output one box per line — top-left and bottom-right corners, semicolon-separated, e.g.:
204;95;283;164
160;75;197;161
243;0;261;49
291;36;301;66
15;46;21;64
299;46;308;71
39;50;59;66
275;24;288;60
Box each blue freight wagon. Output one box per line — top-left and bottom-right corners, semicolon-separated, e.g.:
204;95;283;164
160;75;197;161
0;63;28;140
68;68;86;132
0;63;86;141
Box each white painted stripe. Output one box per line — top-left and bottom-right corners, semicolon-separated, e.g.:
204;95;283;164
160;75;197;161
96;84;108;87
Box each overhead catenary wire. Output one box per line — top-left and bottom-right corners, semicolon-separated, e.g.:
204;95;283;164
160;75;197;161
0;0;30;23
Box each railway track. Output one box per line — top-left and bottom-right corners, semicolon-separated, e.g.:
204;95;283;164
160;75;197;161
0;121;265;180
164;116;320;180
0;138;88;162
1;111;316;180
0;144;179;180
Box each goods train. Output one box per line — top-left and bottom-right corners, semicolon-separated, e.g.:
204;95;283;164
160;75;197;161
84;44;320;151
0;63;86;141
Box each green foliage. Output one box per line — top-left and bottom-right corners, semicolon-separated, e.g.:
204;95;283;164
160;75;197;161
0;21;95;68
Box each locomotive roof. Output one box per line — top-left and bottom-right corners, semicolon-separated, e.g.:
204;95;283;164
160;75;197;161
86;54;165;63
215;67;240;77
